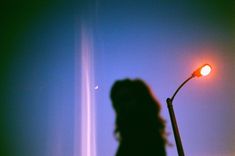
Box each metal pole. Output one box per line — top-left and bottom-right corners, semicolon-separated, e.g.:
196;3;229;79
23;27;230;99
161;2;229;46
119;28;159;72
166;98;185;156
166;75;194;156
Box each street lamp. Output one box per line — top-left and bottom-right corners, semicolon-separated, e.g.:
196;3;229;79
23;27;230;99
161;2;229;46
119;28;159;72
166;64;212;156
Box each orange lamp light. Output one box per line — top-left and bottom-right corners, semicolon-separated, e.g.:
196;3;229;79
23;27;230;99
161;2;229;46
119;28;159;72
192;64;212;77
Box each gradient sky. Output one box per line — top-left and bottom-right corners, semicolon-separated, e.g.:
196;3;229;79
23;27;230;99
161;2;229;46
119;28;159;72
1;0;235;156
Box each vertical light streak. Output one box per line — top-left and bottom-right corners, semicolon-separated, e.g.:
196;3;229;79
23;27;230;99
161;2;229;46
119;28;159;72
74;22;96;156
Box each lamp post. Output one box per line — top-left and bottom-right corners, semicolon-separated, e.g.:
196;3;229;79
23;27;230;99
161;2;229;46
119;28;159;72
166;64;212;156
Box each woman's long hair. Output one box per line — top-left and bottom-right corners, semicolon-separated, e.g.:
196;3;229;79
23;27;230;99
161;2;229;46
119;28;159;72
110;79;167;145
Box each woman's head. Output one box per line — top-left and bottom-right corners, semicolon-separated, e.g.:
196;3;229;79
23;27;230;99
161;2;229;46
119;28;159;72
110;79;166;142
111;79;159;115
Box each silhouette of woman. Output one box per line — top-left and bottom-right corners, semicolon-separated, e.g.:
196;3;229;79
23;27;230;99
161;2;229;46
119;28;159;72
110;79;167;156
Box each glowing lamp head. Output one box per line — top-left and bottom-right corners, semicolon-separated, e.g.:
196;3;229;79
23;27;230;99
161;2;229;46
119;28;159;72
192;64;212;77
200;65;212;76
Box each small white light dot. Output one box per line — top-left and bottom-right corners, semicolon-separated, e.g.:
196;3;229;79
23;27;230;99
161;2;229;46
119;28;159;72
94;85;99;90
200;65;211;76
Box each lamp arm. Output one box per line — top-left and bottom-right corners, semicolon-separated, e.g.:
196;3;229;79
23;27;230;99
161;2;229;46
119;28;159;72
171;75;195;102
